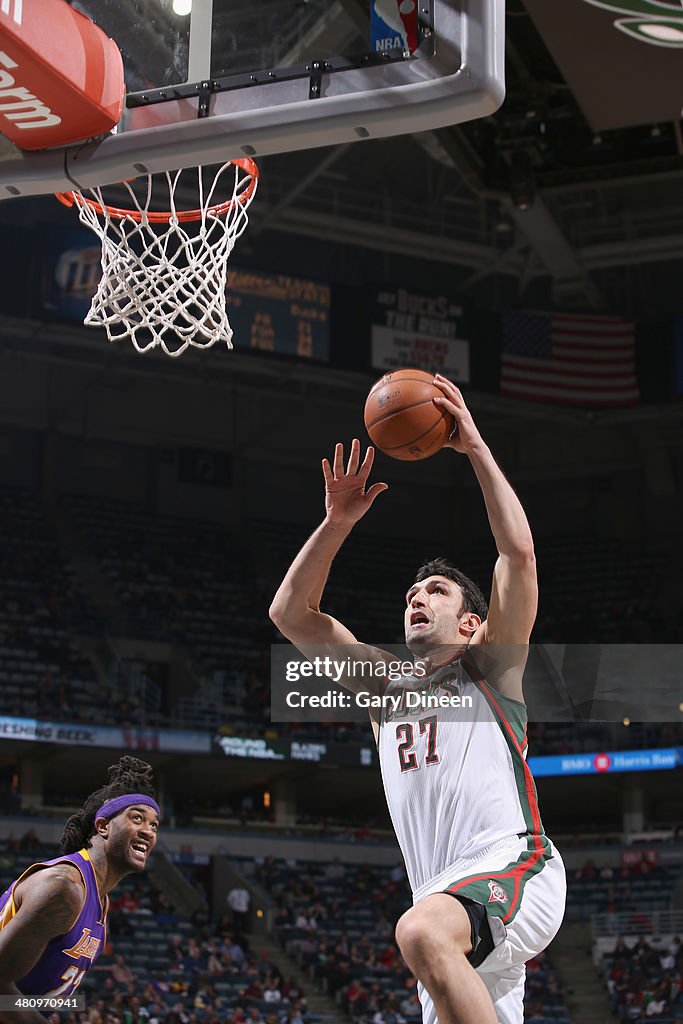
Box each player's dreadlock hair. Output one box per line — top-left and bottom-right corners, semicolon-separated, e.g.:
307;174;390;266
413;557;489;620
59;756;157;854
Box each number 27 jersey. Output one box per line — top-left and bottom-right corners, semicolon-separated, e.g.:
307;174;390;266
378;655;545;895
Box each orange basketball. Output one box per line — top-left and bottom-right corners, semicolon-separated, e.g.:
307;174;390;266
363;369;454;461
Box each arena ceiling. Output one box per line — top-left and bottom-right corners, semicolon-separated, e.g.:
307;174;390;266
1;1;681;318
244;0;683;316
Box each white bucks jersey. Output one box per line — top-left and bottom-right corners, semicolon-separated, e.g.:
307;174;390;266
378;653;545;895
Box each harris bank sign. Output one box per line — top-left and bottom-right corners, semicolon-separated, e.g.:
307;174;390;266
523;0;683;128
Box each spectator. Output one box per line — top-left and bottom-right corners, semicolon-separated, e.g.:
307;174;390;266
613;937;632;960
19;828;40;853
194;982;220;1012
111;954;135;988
282;978;304;1004
227;886;251;934
183;937;205;976
390;864;405;884
208;951;224;976
118;890;141;914
263;979;282;1003
399;993;421;1018
325;858;345;880
576;858;597;880
295;910;316;932
287;1002;306;1024
245;978;264;1001
225;935;247;966
167;936;185;962
660;948;676;971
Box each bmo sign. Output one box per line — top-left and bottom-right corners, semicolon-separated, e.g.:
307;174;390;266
593;753;612;772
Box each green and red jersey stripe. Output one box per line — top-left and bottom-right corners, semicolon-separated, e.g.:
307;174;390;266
456;653;549;923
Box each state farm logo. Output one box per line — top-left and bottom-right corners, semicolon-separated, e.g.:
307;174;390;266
0;51;62;130
581;0;683;47
377;388;400;408
0;0;22;26
593;753;612;772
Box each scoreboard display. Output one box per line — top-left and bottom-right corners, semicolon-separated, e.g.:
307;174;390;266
228;267;331;361
41;239;331;363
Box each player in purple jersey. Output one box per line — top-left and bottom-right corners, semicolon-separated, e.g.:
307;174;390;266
0;756;160;1023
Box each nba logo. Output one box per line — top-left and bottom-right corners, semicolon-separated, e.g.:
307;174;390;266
371;0;419;54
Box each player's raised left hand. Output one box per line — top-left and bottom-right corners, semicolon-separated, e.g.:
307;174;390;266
432;375;483;455
322;439;388;527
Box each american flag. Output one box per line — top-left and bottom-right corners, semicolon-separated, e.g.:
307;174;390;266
501;310;639;407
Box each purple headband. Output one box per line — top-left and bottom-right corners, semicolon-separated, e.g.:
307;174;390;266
95;793;160;822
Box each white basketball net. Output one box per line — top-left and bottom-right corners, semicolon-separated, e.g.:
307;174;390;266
63;161;258;358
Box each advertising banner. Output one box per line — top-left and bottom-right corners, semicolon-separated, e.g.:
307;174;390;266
0;716;210;754
529;748;680;777
371;287;470;381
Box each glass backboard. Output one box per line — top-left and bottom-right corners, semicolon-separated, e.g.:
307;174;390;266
0;0;505;199
76;0;430;92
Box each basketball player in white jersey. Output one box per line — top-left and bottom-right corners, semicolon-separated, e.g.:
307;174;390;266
270;374;566;1024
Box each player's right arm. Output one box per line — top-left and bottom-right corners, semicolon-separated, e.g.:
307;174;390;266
269;439;392;694
0;865;85;1024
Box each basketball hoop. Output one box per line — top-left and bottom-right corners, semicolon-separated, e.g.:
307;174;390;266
55;159;258;357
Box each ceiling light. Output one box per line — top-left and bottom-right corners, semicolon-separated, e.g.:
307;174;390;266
173;0;192;15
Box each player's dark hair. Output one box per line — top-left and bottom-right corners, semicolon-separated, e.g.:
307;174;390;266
413;557;489;620
59;756;157;854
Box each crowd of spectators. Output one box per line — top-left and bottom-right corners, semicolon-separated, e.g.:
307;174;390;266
603;934;683;1021
1;485;682;764
561;855;683;927
3;837;683;1024
254;855;572;1024
91;918;312;1024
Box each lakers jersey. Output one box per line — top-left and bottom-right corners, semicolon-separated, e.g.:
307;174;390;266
379;654;545;895
0;849;108;997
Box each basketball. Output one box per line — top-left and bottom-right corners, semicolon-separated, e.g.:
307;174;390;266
363;369;454;461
